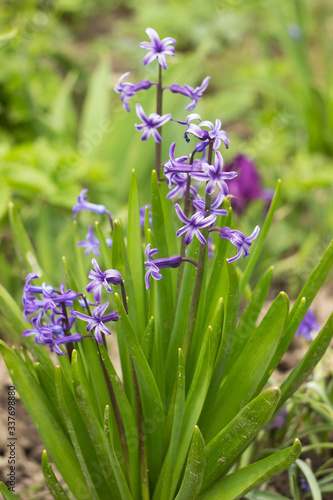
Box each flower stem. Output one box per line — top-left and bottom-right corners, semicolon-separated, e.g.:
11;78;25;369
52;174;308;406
182;140;214;362
60;303;74;360
154;65;163;181
105;209;114;233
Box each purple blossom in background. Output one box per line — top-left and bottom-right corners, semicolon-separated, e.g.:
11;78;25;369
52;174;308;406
169;77;210;111
175;204;216;245
86;258;122;304
190;151;237;195
193;191;228;217
217;225;260;263
268;407;287;431
184;115;230;152
114;72;153;112
144;244;182;290
140;205;152;227
224;155;273;213
296;309;320;341
135;103;171;143
73;189;107;220
139;27;176;70
208;236;214;259
77;226;100;256
74;302;119;345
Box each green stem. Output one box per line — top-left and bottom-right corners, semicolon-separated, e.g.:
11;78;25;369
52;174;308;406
182;141;214;362
155;65;163;181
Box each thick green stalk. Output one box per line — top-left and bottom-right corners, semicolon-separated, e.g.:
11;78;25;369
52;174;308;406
182;141;214;362
154;65;163;181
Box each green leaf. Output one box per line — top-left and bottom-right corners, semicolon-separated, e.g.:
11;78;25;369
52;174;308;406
0;341;89;499
175;426;206;500
127;170;146;336
287;239;333;326
201;387;281;493
115;293;165;484
42;450;71;500
278;312;333;411
172;300;223;495
55;366;117;499
8;202;43;276
154;349;185;500
104;406;133;500
296;459;322;500
226;266;274;374
78;56;111;156
245;491;291;500
205;292;289;441
151;170;175;350
239;179;281;296
0;482;20;500
198;439;302;500
141;316;154;362
201;264;239;424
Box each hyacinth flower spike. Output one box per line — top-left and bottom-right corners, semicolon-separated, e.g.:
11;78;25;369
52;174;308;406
183;114;230;152
212;225;260;262
135;103;171;143
296;309;320;341
74;302;119;345
175;204;216;245
77;225;101;256
139;27;176;70
86;258;122;304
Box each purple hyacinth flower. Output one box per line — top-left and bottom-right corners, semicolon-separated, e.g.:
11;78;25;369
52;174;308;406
74;302;119;345
140;205;152;227
166;172;198;200
22;274;54;322
135;104;171;143
42;283;79;309
77;226;100;257
193;191;228;217
224;155;273;213
190;151;237;195
296;309;320;342
169;77;210;111
86;258;122;304
73;189;107;220
217;226;260;263
268;407;287;431
144;244;182;290
114;72;153;112
175;204;216;245
22;310;83;355
184;114;230;152
139;27;176;70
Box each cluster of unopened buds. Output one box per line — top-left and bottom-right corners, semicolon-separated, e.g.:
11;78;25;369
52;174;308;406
22;27;261;353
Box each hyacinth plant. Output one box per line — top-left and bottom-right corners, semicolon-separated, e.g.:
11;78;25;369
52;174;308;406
1;27;333;500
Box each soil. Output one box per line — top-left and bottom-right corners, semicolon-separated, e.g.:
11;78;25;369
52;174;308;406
0;287;332;499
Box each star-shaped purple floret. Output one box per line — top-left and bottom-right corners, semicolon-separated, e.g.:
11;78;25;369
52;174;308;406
73;189;107;220
114;72;153;112
135;104;171;143
74;302;119;345
169;77;210;111
175;204;216;245
86;258;122;304
190;151;237;195
139;27;176;70
193;191;228;216
185;115;230;152
77;225;100;257
218;225;260;262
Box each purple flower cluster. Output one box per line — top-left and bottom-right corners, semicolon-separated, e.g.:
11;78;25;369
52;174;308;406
22;259;122;353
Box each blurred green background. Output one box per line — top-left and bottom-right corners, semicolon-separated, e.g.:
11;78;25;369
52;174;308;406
1;0;332;301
